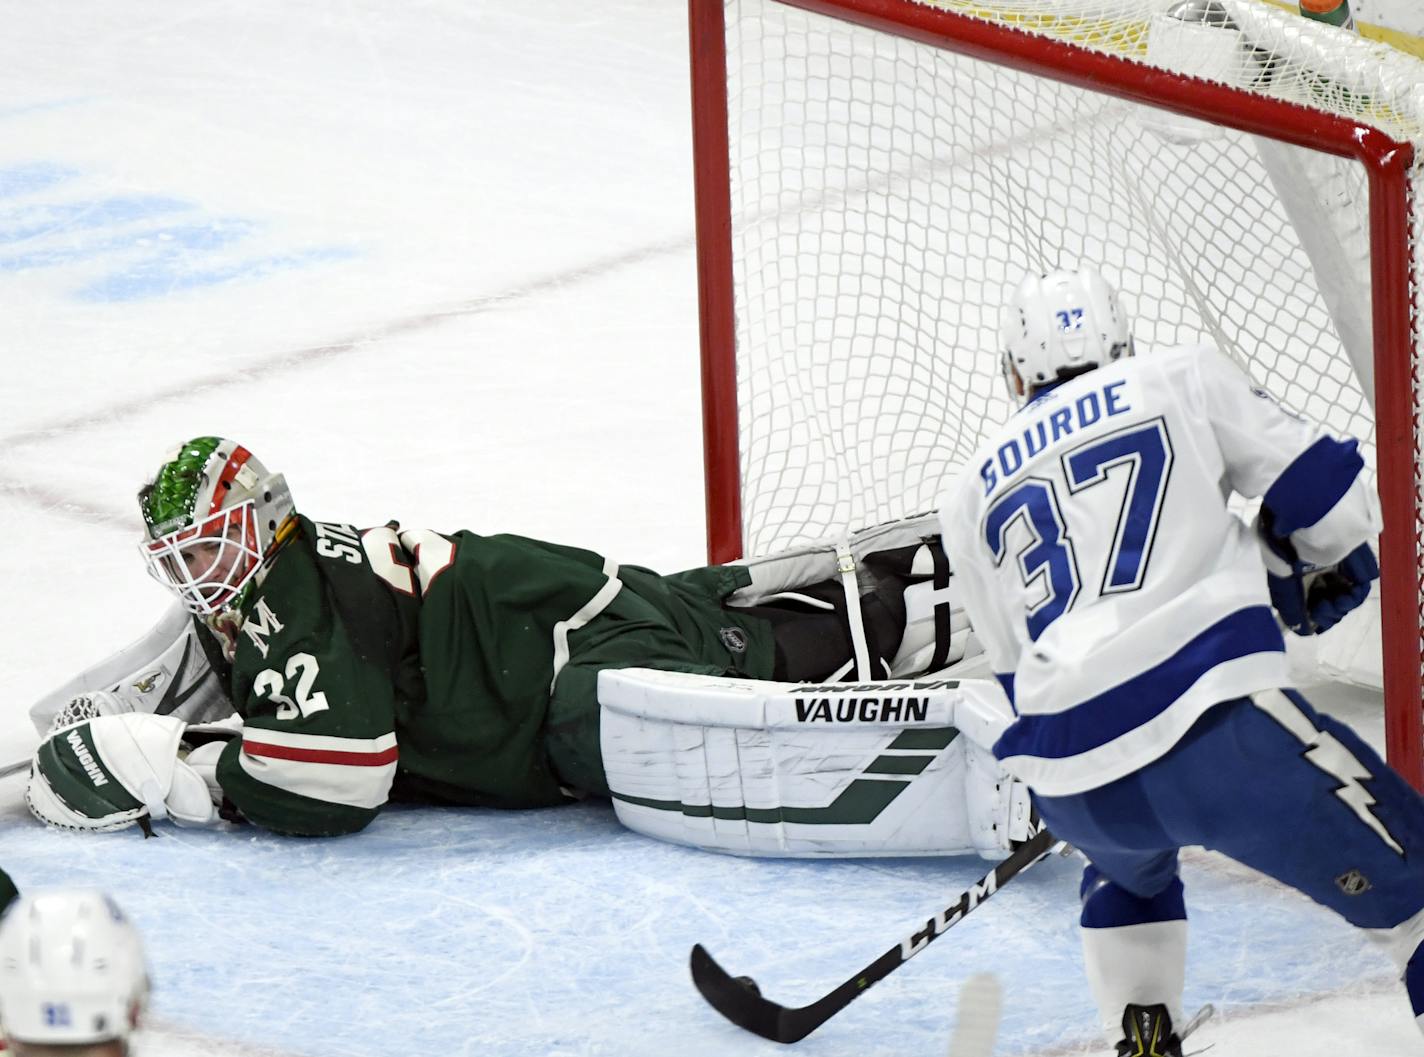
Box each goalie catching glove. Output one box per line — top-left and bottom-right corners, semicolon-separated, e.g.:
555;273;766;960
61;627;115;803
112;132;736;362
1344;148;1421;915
1256;510;1379;636
26;713;231;834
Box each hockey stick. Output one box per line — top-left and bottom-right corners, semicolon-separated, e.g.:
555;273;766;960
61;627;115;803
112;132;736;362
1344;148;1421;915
0;757;30;779
689;824;1064;1044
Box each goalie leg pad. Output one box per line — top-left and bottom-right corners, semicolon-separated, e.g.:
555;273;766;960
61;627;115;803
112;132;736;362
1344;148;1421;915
598;667;1025;859
963;738;1034;857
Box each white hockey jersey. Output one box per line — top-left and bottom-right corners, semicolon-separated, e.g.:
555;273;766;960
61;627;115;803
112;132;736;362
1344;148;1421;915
939;345;1379;796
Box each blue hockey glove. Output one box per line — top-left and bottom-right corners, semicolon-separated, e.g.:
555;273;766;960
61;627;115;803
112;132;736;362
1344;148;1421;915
1259;516;1378;636
1302;543;1379;633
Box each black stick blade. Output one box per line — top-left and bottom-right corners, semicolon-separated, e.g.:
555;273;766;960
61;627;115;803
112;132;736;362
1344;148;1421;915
689;829;1063;1045
690;943;804;1043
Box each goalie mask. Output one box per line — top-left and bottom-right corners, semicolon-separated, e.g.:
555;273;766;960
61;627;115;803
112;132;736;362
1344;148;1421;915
0;889;150;1047
137;437;294;616
1000;266;1134;404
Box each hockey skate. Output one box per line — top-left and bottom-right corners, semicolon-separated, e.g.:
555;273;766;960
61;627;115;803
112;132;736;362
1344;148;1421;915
1113;1003;1183;1057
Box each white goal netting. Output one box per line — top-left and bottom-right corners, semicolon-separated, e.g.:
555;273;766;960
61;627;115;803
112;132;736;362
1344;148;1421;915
705;0;1424;695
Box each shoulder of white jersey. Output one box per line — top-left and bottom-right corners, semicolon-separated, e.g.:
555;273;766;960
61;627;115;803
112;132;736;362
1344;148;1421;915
1116;342;1246;415
1175;343;1286;406
1147;341;1218;358
1153;342;1239;375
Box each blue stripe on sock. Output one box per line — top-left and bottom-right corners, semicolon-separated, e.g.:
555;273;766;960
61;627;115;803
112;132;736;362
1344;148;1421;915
1081;865;1187;928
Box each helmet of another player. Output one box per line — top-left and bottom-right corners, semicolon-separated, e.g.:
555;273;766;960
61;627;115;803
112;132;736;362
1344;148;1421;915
0;889;150;1050
1000;266;1134;404
137;437;294;616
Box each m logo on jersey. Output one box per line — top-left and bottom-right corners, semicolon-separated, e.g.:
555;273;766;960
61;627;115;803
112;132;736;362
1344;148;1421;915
241;599;285;659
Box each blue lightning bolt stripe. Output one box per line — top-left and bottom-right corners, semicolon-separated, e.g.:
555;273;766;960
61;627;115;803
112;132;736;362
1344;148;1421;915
1250;689;1404;856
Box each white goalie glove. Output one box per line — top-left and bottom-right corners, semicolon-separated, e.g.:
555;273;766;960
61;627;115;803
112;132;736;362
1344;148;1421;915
26;713;234;834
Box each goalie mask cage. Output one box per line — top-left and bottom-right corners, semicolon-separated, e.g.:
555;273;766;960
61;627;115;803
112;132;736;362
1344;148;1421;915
688;0;1424;785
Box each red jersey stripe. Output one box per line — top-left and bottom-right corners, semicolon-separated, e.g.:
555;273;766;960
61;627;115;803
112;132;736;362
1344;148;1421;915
242;739;399;768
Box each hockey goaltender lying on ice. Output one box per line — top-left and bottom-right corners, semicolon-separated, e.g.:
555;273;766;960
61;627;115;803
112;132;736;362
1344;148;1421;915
21;436;1033;859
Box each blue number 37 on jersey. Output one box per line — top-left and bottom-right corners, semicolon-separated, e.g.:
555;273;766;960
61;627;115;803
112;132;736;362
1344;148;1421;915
983;419;1174;640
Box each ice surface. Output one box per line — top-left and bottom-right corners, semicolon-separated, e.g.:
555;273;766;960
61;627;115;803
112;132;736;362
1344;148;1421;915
0;3;1415;1055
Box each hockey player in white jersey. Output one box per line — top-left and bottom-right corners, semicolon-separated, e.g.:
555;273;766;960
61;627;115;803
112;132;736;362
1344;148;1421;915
939;266;1424;1055
0;889;150;1056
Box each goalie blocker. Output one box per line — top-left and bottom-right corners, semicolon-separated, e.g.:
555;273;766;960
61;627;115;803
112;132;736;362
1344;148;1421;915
599;667;1031;860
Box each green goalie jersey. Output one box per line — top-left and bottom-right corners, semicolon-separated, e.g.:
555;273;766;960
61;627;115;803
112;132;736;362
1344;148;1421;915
207;516;775;837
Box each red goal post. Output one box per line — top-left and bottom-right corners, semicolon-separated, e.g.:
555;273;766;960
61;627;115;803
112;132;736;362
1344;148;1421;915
689;0;1424;784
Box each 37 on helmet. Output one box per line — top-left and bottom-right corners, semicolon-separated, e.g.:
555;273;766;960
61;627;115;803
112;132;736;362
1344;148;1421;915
0;889;150;1049
1000;266;1134;404
137;437;294;616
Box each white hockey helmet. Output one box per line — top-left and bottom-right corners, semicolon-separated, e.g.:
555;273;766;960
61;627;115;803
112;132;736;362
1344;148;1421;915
0;889;150;1047
137;437;294;616
1000;266;1133;403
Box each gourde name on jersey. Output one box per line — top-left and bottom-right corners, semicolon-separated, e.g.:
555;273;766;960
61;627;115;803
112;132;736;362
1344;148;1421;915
977;377;1135;497
942;346;1374;796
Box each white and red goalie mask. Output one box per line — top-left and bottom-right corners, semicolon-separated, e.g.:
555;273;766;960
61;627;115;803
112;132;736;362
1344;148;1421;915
137;437;294;617
142;500;265;615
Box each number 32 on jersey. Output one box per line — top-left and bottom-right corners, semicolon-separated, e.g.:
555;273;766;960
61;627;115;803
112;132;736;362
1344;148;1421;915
257;522;458;720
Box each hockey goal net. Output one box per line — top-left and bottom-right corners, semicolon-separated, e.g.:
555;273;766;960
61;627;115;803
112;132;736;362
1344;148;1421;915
688;0;1424;782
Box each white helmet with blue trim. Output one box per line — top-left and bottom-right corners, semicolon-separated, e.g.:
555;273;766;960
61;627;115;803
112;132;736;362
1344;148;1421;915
0;889;149;1050
1000;266;1134;403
